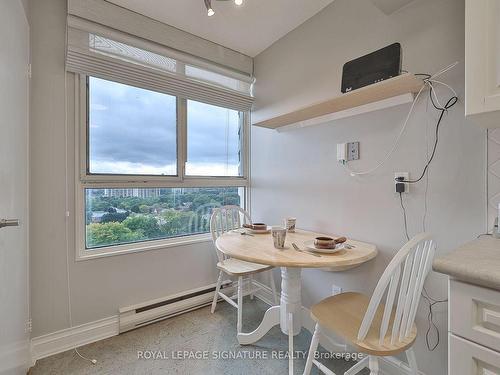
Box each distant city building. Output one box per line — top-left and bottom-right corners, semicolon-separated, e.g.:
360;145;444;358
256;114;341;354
102;188;161;198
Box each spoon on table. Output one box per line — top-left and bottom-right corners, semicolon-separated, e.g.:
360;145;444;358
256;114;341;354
292;243;321;257
231;229;254;236
334;237;355;249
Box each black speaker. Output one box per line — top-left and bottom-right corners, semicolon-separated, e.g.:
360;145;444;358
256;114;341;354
341;43;402;93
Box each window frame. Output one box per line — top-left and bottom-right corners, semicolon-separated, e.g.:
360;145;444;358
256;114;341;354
75;75;250;261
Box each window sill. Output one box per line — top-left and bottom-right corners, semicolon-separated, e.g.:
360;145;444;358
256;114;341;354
76;233;213;261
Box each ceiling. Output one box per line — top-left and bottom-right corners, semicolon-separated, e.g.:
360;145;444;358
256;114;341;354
105;0;336;57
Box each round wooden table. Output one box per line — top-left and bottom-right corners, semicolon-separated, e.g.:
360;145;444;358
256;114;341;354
216;229;377;375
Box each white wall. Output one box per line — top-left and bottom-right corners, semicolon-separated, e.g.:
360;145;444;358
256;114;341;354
488;129;500;229
251;0;485;374
29;0;219;337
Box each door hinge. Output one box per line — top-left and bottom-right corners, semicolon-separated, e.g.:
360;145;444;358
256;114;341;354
27;64;32;79
25;318;32;333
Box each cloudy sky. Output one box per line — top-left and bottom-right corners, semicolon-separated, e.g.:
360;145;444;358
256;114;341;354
89;77;241;177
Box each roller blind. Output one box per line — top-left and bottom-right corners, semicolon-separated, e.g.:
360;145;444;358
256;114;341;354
66;17;254;112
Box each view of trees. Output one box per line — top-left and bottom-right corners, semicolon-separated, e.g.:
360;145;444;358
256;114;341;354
85;187;241;248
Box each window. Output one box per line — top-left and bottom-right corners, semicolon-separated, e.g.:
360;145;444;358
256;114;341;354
186;100;242;177
77;76;249;259
85;187;243;249
88;77;178;176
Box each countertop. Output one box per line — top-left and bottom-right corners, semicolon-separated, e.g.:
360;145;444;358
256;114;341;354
433;236;500;291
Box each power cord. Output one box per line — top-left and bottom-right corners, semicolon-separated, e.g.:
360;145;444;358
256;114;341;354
421;287;447;351
394;76;455;349
398;189;446;351
398;188;448;352
342;62;459;177
399;192;410;241
398;91;458;184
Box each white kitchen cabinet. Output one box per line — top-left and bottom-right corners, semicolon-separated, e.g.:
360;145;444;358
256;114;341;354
465;0;500;128
449;334;500;375
449;280;500;375
450;280;500;353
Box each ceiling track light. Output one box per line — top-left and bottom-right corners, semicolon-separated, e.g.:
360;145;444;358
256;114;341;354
204;0;215;16
204;0;244;17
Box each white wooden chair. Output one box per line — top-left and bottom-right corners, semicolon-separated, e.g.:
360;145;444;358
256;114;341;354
303;233;436;375
210;205;279;333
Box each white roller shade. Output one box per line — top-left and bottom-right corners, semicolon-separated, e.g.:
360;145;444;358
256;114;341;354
66;17;254;112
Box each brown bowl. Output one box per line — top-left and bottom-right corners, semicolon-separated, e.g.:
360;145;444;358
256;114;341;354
314;236;336;249
251;223;268;231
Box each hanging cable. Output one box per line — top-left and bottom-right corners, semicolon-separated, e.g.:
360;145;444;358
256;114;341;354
398;89;458;184
342;83;426;176
342;62;459;177
422;90;431;232
64;26;97;367
421;287;448;351
399;192;410;241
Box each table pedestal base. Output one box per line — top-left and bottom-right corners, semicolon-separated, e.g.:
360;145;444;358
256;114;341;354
238;267;345;375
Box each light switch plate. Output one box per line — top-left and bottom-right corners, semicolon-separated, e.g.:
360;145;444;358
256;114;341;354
337;143;348;162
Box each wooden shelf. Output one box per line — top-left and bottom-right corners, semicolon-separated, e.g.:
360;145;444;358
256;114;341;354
253;73;425;130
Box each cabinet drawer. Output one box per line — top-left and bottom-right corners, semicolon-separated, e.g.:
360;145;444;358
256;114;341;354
450;280;500;352
449;334;500;375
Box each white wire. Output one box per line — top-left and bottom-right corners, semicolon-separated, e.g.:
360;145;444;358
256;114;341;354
421;75;458;231
343;83;426;176
428;81;444;110
342;62;458;177
429;61;459;80
428;79;458;98
64;28;97;366
422;90;431;232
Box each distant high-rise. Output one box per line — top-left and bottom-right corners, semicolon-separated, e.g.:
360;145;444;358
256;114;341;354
102;188;161;198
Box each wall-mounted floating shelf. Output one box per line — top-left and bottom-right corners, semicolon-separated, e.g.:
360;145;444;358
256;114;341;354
252;73;425;130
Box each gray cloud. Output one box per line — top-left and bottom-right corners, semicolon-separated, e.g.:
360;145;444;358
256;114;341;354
89;77;241;175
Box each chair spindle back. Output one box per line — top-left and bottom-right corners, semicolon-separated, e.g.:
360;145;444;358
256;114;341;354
357;233;436;346
210;205;251;262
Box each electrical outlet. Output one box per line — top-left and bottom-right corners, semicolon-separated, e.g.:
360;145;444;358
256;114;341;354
332;285;343;296
25;319;32;333
337;142;360;163
394;172;409;194
347;142;360;161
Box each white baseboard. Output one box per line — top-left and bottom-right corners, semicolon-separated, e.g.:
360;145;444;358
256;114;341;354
30;315;119;364
30;281;235;365
252;279;278;306
29;282;426;375
0;340;31;374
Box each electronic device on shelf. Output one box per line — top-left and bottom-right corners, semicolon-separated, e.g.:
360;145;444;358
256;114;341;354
341;42;402;93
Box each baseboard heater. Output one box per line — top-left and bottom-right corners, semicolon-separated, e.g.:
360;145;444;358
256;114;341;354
119;281;232;333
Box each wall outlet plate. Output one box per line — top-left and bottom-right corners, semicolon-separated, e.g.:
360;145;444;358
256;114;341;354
337;142;360;163
347;142;360;161
332;285;343;296
395;172;409;193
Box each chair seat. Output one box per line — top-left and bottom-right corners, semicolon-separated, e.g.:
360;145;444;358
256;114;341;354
217;258;273;276
311;292;417;356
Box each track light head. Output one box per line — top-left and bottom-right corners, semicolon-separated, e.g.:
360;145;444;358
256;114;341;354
204;0;215;16
203;0;244;16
